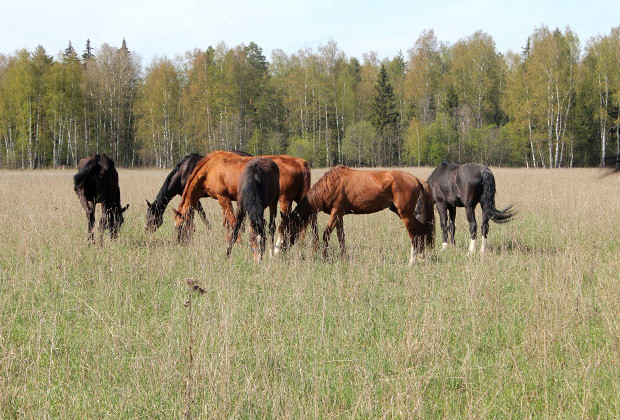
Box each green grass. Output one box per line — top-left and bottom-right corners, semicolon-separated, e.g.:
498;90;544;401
0;167;619;418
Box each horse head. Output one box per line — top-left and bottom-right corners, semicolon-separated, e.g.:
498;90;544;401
107;203;129;239
173;208;195;244
145;199;165;232
274;211;301;254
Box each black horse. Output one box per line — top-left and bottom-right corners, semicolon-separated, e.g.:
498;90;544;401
145;151;251;232
74;154;129;243
226;158;280;262
427;161;515;255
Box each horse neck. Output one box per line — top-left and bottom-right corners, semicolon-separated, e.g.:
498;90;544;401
178;173;205;216
152;183;174;211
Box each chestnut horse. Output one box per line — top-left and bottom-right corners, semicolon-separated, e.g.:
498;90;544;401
174;150;317;244
427;160;515;255
74;154;129;243
145;151;251;232
275;165;435;266
226;158;280;262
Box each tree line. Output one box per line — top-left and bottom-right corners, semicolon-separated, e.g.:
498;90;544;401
1;26;619;169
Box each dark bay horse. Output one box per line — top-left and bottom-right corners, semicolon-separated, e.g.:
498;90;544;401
174;150;317;245
275;165;435;266
427;160;515;255
145;151;251;232
226;158;280;262
74;154;129;243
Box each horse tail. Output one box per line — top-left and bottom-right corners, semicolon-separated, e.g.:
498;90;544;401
414;179;435;247
73;157;99;190
243;171;267;240
480;168;515;224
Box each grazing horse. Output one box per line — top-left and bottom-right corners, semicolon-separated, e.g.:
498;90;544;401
427;160;515;255
74;154;129;243
145;151;251;232
275;165;435;266
226;158;280;262
174;150;317;245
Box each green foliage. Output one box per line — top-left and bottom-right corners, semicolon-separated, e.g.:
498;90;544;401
1;26;620;168
286;136;314;165
422;112;458;164
342;120;376;166
370;64;398;133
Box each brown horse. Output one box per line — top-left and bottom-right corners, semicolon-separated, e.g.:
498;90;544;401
145;151;251;233
173;150;317;245
226;158;280;262
74;154;129;243
275;165;435;266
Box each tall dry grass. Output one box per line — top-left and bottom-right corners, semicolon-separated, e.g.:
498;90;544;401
0;167;618;418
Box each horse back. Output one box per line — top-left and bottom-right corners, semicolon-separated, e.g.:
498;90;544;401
264;155;310;202
74;154;119;203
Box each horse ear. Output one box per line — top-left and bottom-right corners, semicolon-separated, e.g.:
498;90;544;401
122;204;130;212
146;199;151;208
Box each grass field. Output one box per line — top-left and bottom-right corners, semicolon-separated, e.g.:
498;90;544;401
1;167;619;418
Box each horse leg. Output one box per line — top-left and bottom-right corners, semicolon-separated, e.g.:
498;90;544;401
78;193;96;244
85;204;95;244
322;211;340;259
247;216;266;263
310;212;319;253
480;211;490;255
466;205;478;256
448;205;456;246
268;201;278;254
195;200;211;230
258;220;266;262
335;217;346;258
402;215;425;266
437;203;449;251
217;196;236;242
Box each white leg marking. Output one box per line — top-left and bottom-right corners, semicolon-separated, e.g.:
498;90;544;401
468;238;477;256
480;237;487;255
441;242;448;251
273;235;283;255
408;244;416;267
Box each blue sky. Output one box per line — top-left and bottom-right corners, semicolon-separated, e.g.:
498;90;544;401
2;0;618;65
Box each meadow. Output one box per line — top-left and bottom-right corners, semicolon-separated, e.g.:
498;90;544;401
0;166;618;418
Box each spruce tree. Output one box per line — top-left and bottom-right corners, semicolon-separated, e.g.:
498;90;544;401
370;64;398;133
82;39;94;62
370;64;399;164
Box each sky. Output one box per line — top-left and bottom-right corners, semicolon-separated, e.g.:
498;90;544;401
2;0;619;66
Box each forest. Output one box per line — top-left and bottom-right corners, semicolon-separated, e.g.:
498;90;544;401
0;25;619;169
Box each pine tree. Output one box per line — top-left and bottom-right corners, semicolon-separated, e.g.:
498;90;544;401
370;64;398;164
120;38;129;53
370;64;398;132
64;41;77;60
82;39;94;62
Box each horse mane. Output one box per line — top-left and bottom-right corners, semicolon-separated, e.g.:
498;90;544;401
155;153;201;204
177;152;227;219
288;165;346;238
305;165;346;210
231;150;252;157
